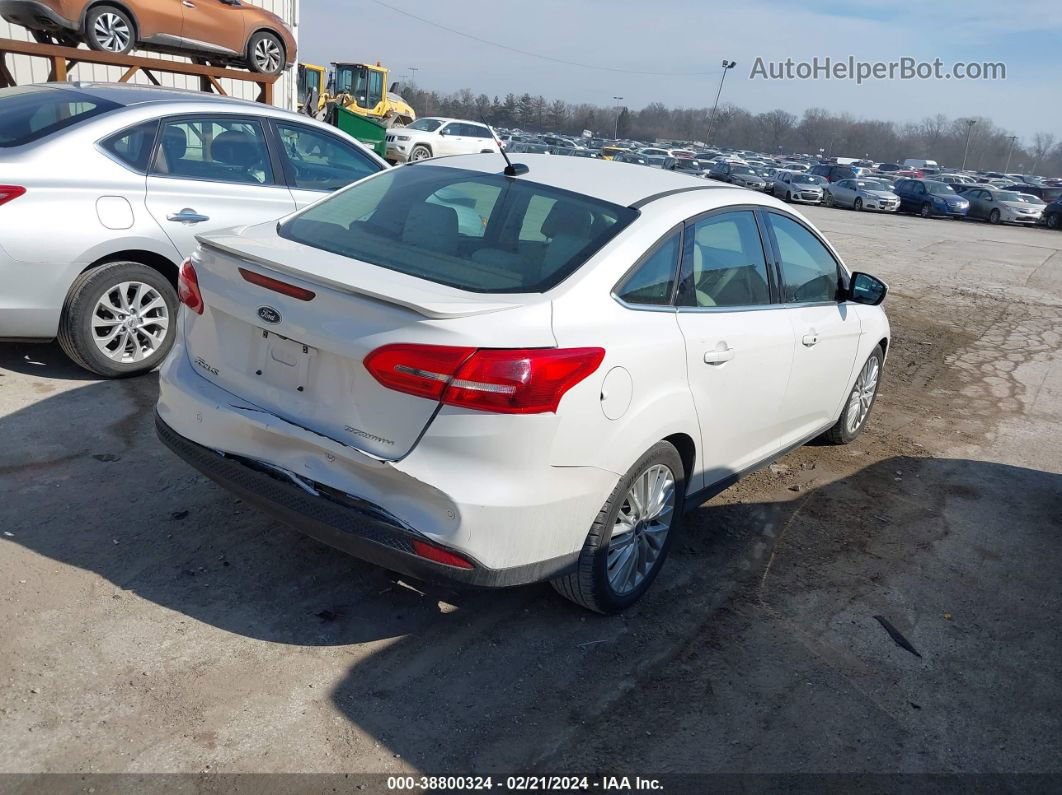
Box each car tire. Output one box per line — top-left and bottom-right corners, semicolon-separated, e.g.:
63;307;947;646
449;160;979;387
408;144;432;161
57;261;178;379
246;30;285;75
920;202;932;218
854;197;863;211
1047;212;1061;230
785;190;793;202
823;345;884;445
552;441;685;614
989;209;1001;225
84;5;135;54
824;192;833;207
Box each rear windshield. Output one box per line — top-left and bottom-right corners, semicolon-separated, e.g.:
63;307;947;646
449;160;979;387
0;86;120;148
279;164;639;293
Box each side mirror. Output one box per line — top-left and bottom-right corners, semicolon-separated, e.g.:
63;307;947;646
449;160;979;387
848;272;888;306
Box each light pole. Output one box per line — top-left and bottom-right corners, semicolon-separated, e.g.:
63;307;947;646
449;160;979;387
704;59;736;146
1004;135;1018;173
408;66;419;86
960;118;976;170
613;97;624;139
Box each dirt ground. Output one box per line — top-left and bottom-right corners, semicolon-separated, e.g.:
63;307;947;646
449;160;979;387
1;207;1060;783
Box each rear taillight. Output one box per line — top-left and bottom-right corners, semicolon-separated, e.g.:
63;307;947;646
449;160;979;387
238;267;316;301
364;344;605;414
177;258;204;315
0;185;26;206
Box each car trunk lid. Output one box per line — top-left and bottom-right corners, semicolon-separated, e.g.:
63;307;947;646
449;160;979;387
182;227;554;459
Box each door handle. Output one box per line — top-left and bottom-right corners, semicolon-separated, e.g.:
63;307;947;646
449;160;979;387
802;332;819;347
167;208;210;224
703;347;734;365
182;0;195;6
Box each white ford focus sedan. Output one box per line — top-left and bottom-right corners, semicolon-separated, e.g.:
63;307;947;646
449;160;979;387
156;154;889;613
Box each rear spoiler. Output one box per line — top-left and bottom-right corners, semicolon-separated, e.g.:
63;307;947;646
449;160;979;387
197;237;525;320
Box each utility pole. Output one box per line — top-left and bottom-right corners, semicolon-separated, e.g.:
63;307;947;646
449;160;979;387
1004;135;1018;173
408;66;419;86
613;97;624;139
961;118;977;170
704;60;736;146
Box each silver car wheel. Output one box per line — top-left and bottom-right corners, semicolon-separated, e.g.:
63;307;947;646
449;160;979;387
93;12;130;52
253;37;282;73
409;146;431;161
92;281;170;364
607;463;675;595
845;356;880;434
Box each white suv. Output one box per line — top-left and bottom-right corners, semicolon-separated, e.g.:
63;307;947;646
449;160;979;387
385;117;500;163
156;155;889;613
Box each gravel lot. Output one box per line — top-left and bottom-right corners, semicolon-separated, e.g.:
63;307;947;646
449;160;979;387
1;207;1060;778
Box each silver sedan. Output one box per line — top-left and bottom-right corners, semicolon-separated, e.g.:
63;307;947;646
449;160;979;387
825;179;900;212
0;83;386;377
771;171;827;204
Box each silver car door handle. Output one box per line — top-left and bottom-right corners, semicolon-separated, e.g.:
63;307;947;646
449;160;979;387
167;208;210;224
182;0;195;6
802;332;819;347
704;347;735;364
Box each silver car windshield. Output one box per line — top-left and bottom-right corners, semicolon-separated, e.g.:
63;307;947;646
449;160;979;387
279;165;639;293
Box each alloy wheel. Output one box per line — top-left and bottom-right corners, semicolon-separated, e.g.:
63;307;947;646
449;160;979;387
844;356;880;435
606;464;675;595
93;12;130;52
91;281;170;364
253;37;282;73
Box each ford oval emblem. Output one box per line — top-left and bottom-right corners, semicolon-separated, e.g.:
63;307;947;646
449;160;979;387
257;306;282;324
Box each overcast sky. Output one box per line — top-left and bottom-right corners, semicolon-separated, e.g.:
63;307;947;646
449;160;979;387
300;0;1059;141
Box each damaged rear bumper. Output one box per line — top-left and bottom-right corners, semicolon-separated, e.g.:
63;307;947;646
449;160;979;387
155;412;578;588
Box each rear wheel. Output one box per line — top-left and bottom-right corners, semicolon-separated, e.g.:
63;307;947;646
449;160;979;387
246;30;284;75
920;202;932;218
785;190;793;202
823;346;883;445
824;191;834;207
57;261;177;378
84;6;134;54
552;441;684;614
1047;212;1061;230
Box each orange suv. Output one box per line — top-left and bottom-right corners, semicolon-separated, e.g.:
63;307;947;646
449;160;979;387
0;0;296;74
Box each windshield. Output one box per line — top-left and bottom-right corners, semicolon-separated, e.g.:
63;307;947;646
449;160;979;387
730;165;754;175
994;191;1023;202
675;160;702;170
1019;194;1045;204
279;165;638;293
793;174;826;185
0;86;120;148
404;118;443;132
856;180;886;191
928;182;957;195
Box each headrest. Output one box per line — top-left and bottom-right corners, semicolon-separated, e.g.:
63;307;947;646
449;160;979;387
541;201;592;239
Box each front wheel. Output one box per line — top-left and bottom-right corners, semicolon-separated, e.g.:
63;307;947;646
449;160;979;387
246;31;284;75
823;346;883;445
989;209;1001;225
552;442;685;614
408;144;432;161
57;261;177;378
854;197;864;211
84;5;134;53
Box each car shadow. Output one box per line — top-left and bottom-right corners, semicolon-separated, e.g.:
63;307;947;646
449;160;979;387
1;377;1060;772
0;341;102;381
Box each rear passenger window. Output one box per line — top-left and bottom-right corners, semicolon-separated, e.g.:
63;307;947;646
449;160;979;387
677;211;770;308
153;117;274;185
101;120;158;173
765;213;841;304
616;232;680;306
